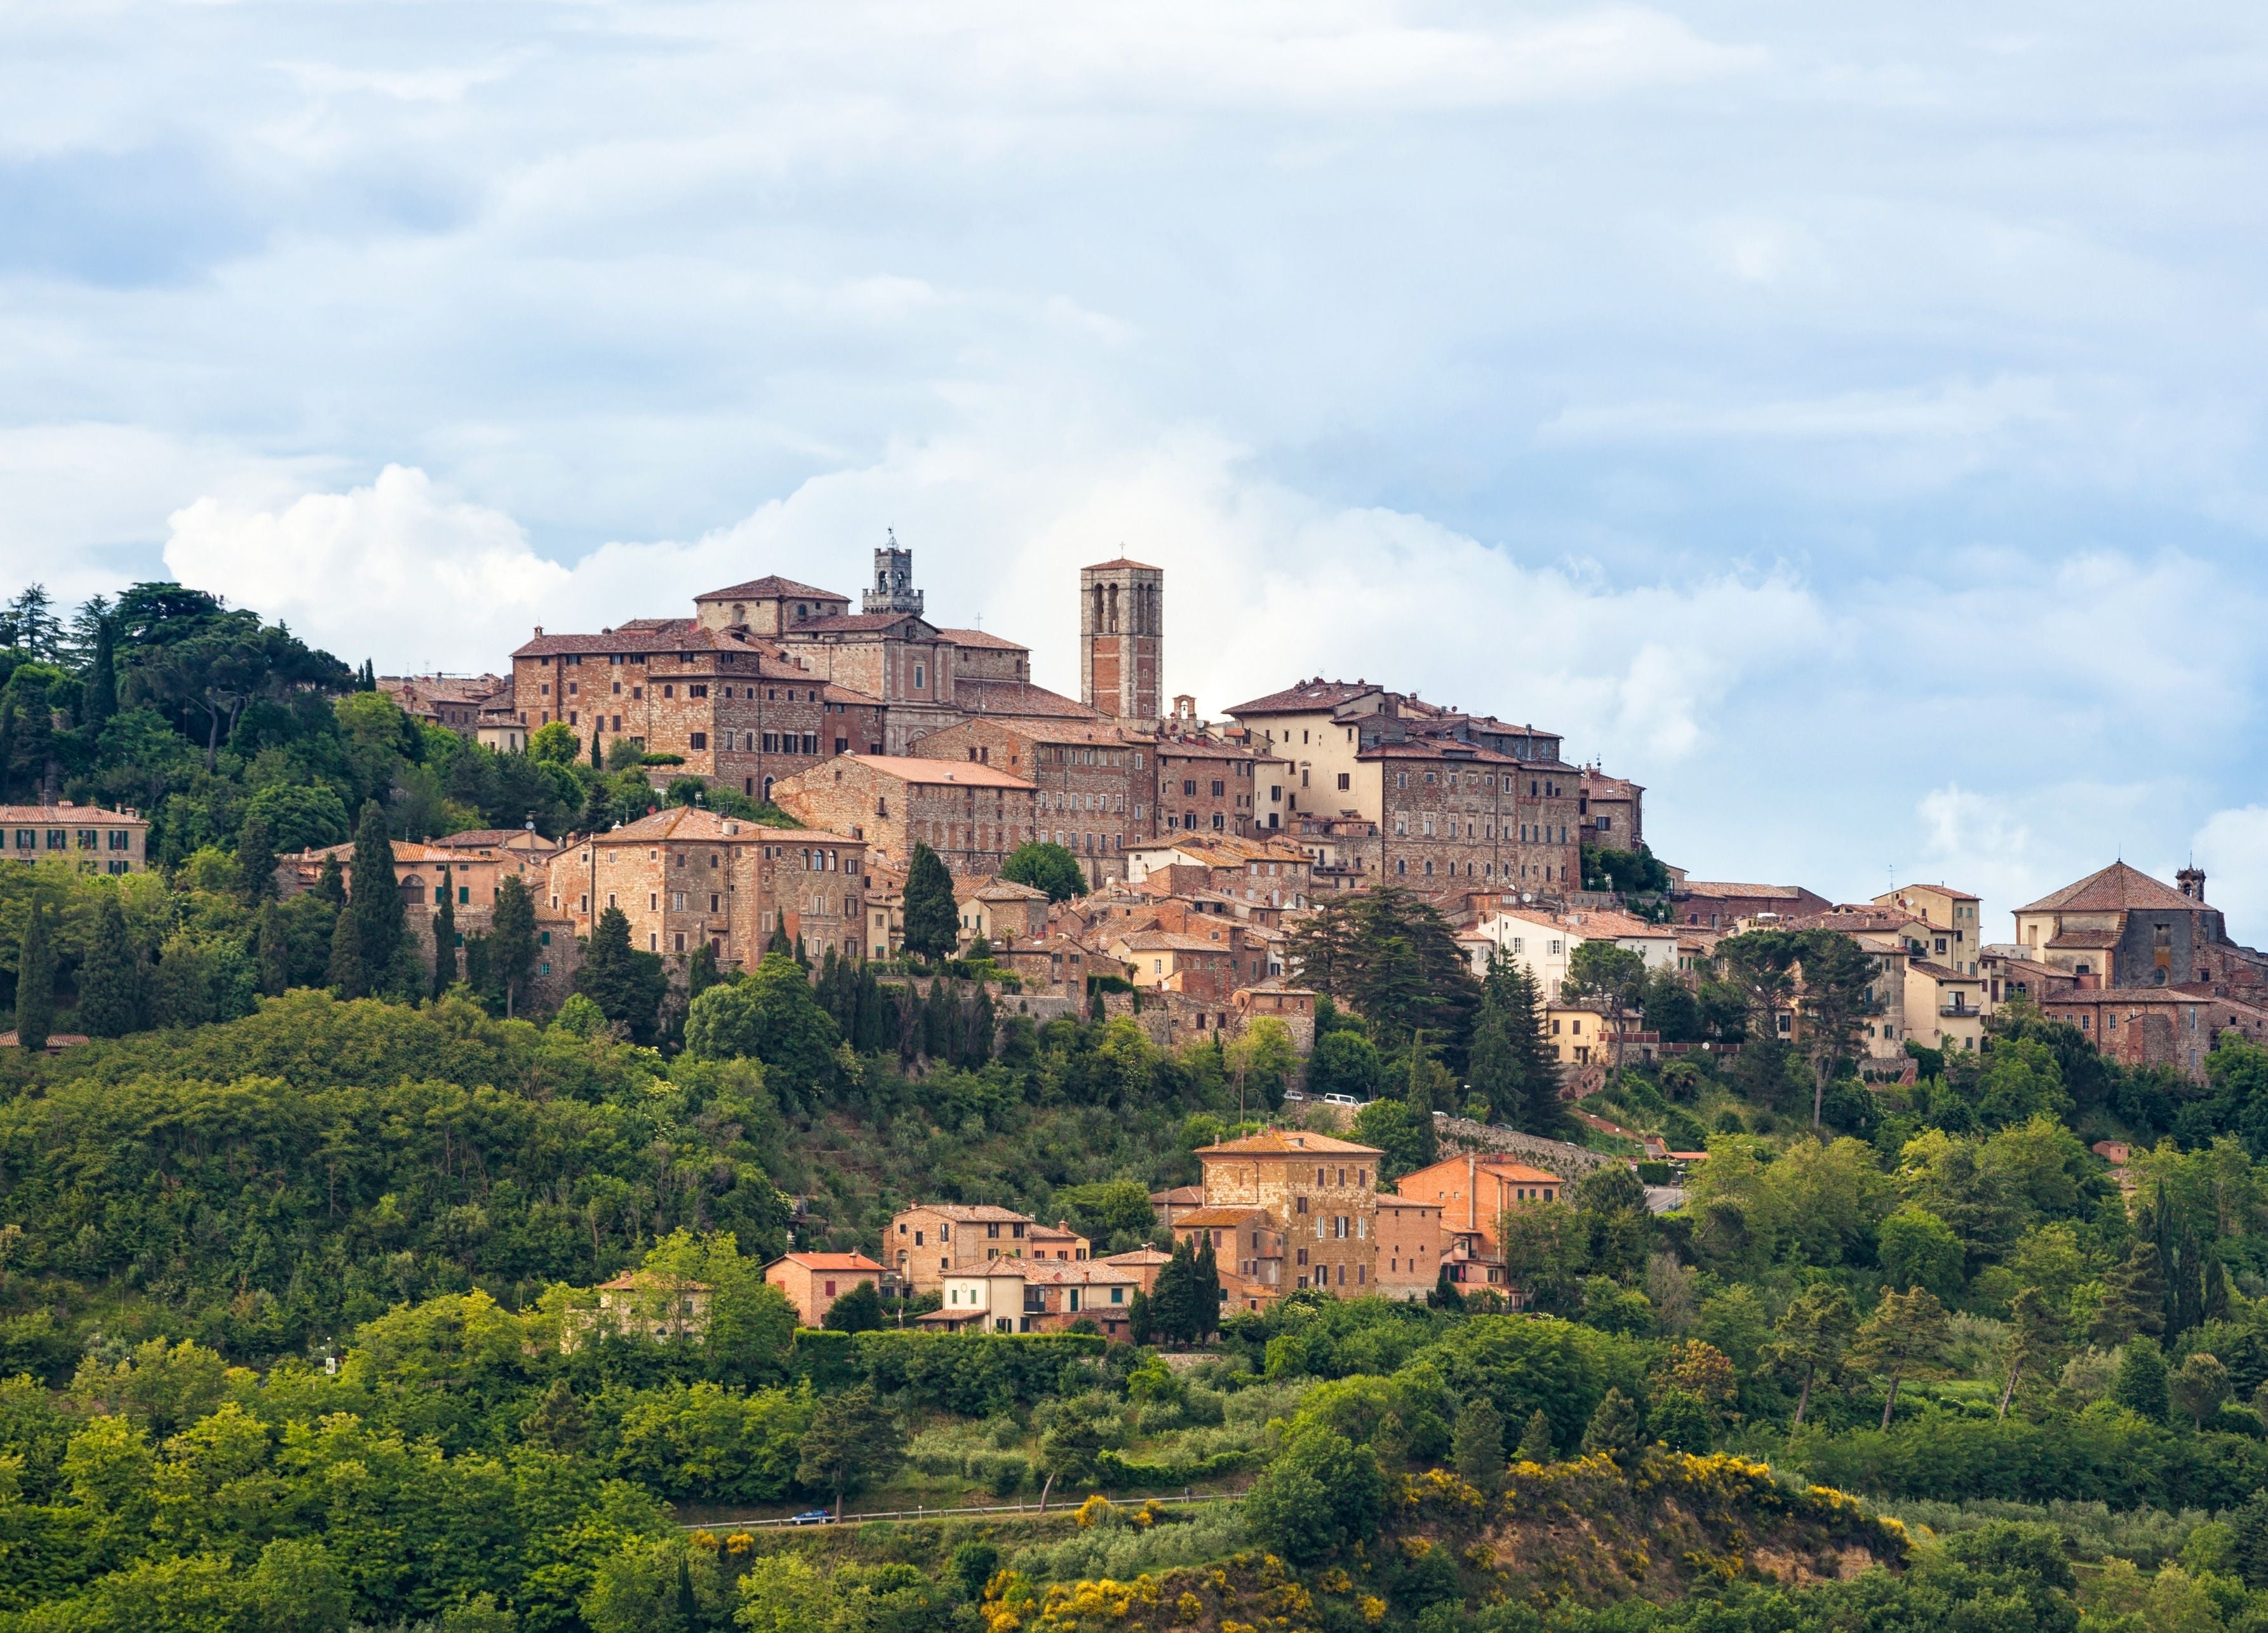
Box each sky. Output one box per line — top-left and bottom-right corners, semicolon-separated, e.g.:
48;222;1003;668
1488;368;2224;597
6;1;2268;939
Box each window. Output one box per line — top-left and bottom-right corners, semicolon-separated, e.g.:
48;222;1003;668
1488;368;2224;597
45;830;64;850
689;732;707;749
913;663;926;689
1211;779;1226;797
688;684;708;698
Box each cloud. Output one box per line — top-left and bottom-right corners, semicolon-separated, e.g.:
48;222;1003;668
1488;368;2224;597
2192;806;2268;946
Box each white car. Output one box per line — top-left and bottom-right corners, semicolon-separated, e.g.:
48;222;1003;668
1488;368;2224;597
1320;1092;1362;1108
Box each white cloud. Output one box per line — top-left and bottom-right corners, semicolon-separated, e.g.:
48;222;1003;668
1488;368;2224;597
2192;806;2268;945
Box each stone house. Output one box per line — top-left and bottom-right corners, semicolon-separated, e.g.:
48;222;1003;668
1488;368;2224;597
1464;906;1681;1000
2043;988;2268;1082
1153;725;1283;840
1375;1195;1447;1303
1112;929;1242;1002
1194;1128;1384;1296
1577;767;1645;852
544;804;866;967
560;1271;712;1350
1393;1154;1561;1301
1124;833;1313;908
0;803;148;876
2013;862;2268;992
923;1261;1141;1338
886;1203;1037;1293
1872;884;1984;976
913;715;1148;884
379;673;507;734
763;1251;886;1327
954;876;1052;952
1169;1205;1285;1298
771;754;1038;878
1668;880;1832;931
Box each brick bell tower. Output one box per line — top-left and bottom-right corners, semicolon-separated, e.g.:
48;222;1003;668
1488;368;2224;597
1079;557;1163;727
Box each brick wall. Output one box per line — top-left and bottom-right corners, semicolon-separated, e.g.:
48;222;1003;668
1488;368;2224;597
1200;1153;1379;1295
773;758;1039;878
911;718;1143;884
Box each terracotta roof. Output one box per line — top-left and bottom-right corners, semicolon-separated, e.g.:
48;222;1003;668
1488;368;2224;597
594;807;838;845
1194;1129;1383;1159
1225;678;1384;716
1885;884;1982;902
1783;908;1926;934
2018;862;2203;917
0;804;143;824
1579;771;1641;797
513;622;777;658
695;575;845;603
1028;1220;1086;1240
2043;986;2257;1007
1376;1195;1441;1211
937;627;1028;651
771;1252;885;1272
821;755;1035;790
1171;1206;1270;1228
295;840;486;864
1086;556;1159;570
1148;1185;1204;1205
1103;1246;1172;1266
1357;739;1518;764
899;1203;1033;1223
1020;1260;1136;1285
597;1272;712;1291
943;716;1129;747
1674;880;1815;900
1908;960;1982;983
1116;930;1235;954
954;679;1103;720
1468;1159;1564;1184
791;612;932;636
1153;737;1263;762
437;828;547;848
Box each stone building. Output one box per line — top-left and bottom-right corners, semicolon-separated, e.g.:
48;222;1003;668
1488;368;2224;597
1374;1195;1447;1303
2042;988;2268;1082
1872;883;1984;976
1578;767;1644;852
1155;727;1281;840
954;875;1052;952
1193;1129;1384;1296
886;1203;1037;1293
2012;862;2268;991
1169;1205;1284;1296
1668;880;1832;931
1112;928;1242;1002
379;673;507;734
911;715;1148;884
0;803;147;875
1123;833;1312;908
1080;558;1164;727
763;1252;886;1327
544;804;867;966
771;753;1037;877
1394;1153;1562;1300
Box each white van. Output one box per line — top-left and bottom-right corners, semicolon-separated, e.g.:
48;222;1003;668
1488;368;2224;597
1320;1092;1362;1108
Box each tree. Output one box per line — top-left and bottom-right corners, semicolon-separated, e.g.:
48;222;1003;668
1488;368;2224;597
528;721;580;763
1150;1237;1204;1348
349;800;403;972
2112;1336;2170;1421
1581;1387;1645;1465
1515;1408;1555;1464
1851;1286;1953;1428
2093;1239;2168;1345
1127;1288;1155;1347
1242;1425;1385;1565
1470;955;1557;1132
1000;840;1087;902
1427;1264;1466;1312
1308;1030;1384;1102
2171;1350;2232;1430
902;842;958;962
1761;1282;1856;1428
575;906;667;1041
314;854;346;907
1035;1409;1103;1514
822;1280;884;1334
1452;1397;1506;1495
683;954;840;1106
490;875;539;1018
326;911;366;1000
1285;888;1480;1059
1997;1286;2068;1420
1227;1018;1297;1113
1562;940;1649;1080
82;603;117;727
1353;1096;1433;1181
1191;1233;1222;1343
235;812;278;906
77;896;144;1038
256;903;292;997
431;868;457;998
1879;1206;1964;1300
13;903;54;1052
1792;931;1878;1132
795;1383;903;1519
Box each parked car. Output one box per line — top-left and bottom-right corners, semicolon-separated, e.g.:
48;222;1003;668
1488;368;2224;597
1320;1092;1362;1107
789;1509;833;1526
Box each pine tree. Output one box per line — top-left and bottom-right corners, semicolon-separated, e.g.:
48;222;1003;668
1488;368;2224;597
328;908;367;1000
78;896;143;1038
432;867;457;998
902;842;958;963
236;812;278;906
13;903;53;1052
1581;1387;1645;1466
349;802;403;971
316;854;347;907
581;777;614;834
1453;1398;1506;1495
1504;964;1559;1134
257;903;290;998
2093;1240;2168;1345
1515;1408;1555;1465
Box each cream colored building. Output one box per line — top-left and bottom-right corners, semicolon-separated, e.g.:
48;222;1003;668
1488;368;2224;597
1904;959;1987;1054
1872;884;1984;976
887;1203;1036;1293
1465;906;1679;1000
1194;1129;1384;1296
1544;1004;1610;1065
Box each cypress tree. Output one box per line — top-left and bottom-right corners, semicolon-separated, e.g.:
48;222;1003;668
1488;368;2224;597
78;896;142;1037
257;903;290;997
1191;1234;1222;1342
965;983;995;1068
236;812;278;906
688;939;720;1002
328;908;366;999
922;978;955;1059
316;854;347;908
14;903;54;1052
1151;1239;1197;1348
491;875;539;1018
902;842;958;964
1453;1397;1507;1496
84;614;117;728
349;801;402;971
582;777;614;834
432;866;457;998
590;729;603;770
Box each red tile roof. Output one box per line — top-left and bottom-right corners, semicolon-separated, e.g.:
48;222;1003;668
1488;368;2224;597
819;755;1035;790
955;679;1103;720
2018;862;2202;917
1194;1129;1383;1158
1224;678;1384;716
792;612;932;636
772;1252;887;1272
1086;557;1159;571
696;575;846;602
937;627;1029;651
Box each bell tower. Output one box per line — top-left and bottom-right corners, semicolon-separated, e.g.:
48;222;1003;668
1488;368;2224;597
1079;557;1163;726
864;530;923;616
